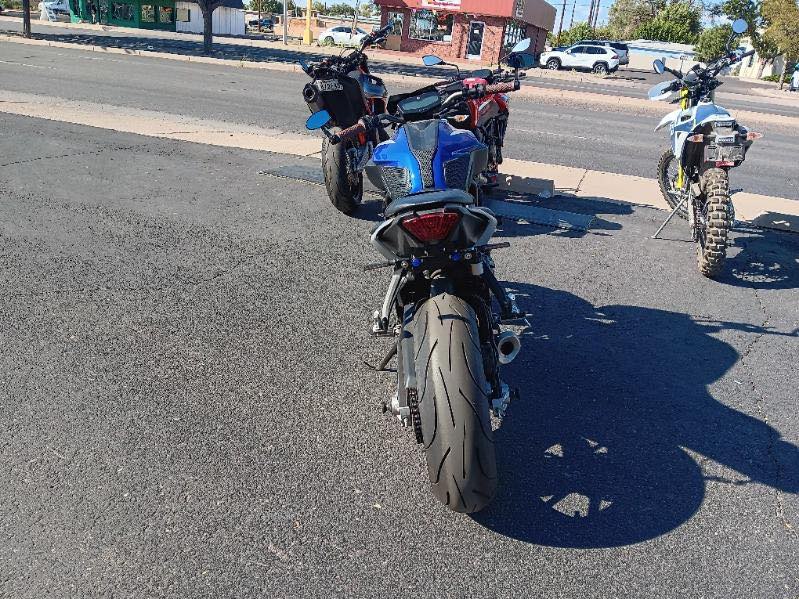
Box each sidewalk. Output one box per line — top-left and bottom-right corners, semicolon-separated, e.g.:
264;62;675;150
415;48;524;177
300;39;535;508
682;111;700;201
1;88;797;232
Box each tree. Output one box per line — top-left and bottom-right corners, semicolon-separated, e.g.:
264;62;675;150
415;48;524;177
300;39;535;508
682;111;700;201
22;0;31;38
196;0;225;54
326;2;357;16
717;0;779;77
547;22;613;47
694;24;732;62
762;0;799;87
359;1;378;17
607;0;660;39
633;1;701;43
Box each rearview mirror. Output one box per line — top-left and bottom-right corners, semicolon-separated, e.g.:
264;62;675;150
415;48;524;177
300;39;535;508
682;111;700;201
306;109;331;130
422;55;443;66
510;38;531;54
506;52;535;69
653;59;665;74
732;18;748;34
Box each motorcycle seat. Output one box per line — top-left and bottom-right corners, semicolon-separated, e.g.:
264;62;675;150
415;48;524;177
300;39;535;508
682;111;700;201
384;189;474;218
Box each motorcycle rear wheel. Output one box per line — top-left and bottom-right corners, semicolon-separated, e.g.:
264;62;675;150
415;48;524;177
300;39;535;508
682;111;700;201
696;168;731;278
321;128;363;216
412;293;497;513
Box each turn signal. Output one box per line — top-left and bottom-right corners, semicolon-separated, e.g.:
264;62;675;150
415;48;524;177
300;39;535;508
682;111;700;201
746;131;763;141
451;114;469;122
687;134;705;142
402;212;460;243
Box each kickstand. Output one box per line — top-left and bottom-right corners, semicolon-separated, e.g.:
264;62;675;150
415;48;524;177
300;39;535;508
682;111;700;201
363;342;397;372
651;198;687;240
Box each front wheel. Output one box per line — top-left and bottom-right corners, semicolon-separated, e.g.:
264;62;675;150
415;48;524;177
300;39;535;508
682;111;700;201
696;168;731;278
413;293;497;513
321;129;363;216
546;58;560;70
657;148;687;219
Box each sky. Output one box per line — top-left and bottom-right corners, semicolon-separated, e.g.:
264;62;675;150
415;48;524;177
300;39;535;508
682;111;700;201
547;0;612;30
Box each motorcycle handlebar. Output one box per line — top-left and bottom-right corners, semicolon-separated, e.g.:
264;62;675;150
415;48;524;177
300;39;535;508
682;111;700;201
331;121;368;144
485;80;520;94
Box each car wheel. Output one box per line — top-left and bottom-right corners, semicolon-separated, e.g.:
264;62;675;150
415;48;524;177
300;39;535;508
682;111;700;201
592;62;608;75
546;58;560;70
321;36;334;46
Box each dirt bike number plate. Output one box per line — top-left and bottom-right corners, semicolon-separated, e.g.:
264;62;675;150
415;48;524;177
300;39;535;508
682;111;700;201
705;144;745;163
317;80;343;92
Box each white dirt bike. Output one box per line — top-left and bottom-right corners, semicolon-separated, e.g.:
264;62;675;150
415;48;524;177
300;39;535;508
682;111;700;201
649;19;762;278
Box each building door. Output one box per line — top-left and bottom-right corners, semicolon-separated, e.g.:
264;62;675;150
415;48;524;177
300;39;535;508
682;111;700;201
466;21;485;60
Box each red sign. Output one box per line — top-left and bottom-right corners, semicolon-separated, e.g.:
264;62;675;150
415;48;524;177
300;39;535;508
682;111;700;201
421;0;462;8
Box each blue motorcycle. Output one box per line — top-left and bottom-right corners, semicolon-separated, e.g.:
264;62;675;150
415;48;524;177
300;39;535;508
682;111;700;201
306;53;531;512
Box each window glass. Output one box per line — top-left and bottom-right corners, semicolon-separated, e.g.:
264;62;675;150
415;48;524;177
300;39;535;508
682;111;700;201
503;20;525;50
571;46;586;53
141;4;155;21
387;11;403;35
409;9;454;43
111;2;133;20
159;6;173;22
587;47;603;54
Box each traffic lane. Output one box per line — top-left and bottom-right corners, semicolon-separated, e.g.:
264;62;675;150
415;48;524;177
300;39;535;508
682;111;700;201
2;113;798;597
2;19;794;117
502;101;798;199
0;42;796;199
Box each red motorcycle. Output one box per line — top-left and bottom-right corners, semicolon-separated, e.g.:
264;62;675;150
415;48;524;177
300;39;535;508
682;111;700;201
412;39;534;188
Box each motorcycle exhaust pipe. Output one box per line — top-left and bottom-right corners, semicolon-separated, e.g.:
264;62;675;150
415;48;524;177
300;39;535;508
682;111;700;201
496;331;521;365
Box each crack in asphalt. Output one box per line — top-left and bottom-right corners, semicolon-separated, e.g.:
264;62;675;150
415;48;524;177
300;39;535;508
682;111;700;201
0;144;142;168
735;246;797;540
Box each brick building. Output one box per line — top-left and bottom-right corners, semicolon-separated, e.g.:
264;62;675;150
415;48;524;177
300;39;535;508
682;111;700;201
376;0;555;65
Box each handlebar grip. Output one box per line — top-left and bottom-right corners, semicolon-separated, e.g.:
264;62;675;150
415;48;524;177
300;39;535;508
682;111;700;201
485;81;519;94
332;121;368;145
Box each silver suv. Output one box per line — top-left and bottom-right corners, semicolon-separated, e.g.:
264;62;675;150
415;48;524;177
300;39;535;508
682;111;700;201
579;40;630;65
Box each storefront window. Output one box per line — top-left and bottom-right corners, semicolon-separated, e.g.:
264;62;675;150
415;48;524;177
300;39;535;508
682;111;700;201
503;20;526;50
176;6;190;21
387;11;403;35
159;5;173;22
141;4;155;22
111;2;133;20
409;9;453;43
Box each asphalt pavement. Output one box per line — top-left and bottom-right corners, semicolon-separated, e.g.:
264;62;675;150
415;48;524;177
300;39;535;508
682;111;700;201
0;41;796;200
1;111;797;597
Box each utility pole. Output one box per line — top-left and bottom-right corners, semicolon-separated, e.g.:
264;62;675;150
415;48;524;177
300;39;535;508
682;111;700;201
587;0;596;31
283;0;288;44
555;0;566;46
258;0;261;32
303;0;313;44
569;0;576;28
22;0;31;38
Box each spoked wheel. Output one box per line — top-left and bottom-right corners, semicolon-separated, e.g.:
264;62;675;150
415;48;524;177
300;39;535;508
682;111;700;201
696;168;731;278
592;62;608;75
657;148;687;219
546;59;560;70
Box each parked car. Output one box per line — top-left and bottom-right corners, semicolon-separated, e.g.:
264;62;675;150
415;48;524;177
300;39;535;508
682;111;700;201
539;44;620;75
318;25;370;47
248;17;274;31
579;40;630;65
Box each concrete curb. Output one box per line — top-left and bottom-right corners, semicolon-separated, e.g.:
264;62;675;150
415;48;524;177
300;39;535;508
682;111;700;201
1;60;796;232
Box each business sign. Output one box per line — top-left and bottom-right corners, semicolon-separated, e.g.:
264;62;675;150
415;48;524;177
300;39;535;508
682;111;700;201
421;0;462;9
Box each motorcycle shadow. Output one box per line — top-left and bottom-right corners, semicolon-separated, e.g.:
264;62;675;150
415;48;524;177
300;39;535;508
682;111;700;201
722;225;799;291
472;282;799;547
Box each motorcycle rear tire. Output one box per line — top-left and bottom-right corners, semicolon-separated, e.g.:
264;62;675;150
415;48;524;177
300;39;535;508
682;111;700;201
413;293;497;513
696;168;731;278
321;128;363;216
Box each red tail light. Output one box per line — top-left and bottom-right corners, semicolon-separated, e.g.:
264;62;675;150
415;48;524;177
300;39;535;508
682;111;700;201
401;212;460;243
612;53;619;59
